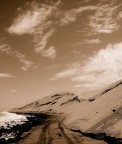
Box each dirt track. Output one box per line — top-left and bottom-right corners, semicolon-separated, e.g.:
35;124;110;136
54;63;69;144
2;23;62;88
14;114;107;144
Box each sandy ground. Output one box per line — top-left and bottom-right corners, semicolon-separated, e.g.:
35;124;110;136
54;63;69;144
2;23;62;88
13;115;107;144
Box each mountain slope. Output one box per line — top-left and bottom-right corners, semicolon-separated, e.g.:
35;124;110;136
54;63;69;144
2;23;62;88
12;92;82;113
88;79;122;101
12;80;122;139
64;80;122;138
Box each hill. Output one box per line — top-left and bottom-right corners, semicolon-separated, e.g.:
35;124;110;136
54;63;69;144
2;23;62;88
12;92;82;113
12;80;122;139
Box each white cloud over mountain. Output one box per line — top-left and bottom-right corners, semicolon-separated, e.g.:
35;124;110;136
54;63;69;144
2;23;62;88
52;43;122;91
73;43;122;89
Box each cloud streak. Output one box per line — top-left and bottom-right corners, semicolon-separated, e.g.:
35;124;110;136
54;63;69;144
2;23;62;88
84;38;101;44
0;42;34;71
89;3;120;34
89;3;121;34
9;89;17;93
34;29;55;52
50;62;82;80
7;1;57;35
72;43;122;90
51;69;77;80
59;5;97;26
0;73;14;78
7;1;98;59
51;42;122;91
42;46;56;59
7;1;60;58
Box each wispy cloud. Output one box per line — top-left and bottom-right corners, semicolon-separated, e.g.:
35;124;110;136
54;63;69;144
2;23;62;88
117;11;122;19
59;5;97;26
76;0;91;5
7;1;97;59
42;46;56;59
50;69;77;80
50;62;82;80
51;42;122;91
0;73;14;78
7;1;58;35
34;29;55;52
7;1;60;58
89;4;120;34
72;43;122;90
0;42;34;71
9;89;17;93
84;38;101;44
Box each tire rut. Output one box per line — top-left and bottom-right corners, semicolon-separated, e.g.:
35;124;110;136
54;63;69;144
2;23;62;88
13;115;108;144
39;123;54;144
39;124;49;144
58;124;74;144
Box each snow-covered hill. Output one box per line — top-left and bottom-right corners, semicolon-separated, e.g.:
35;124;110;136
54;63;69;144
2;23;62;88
12;80;122;139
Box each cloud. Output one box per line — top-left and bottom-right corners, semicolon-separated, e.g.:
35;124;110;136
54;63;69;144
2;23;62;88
118;11;122;19
0;43;34;71
84;38;101;44
42;46;56;59
34;29;55;52
7;1;61;59
50;69;77;80
8;1;97;35
0;73;14;78
77;0;91;4
89;4;120;34
59;5;97;26
72;43;122;90
9;90;17;93
7;1;97;59
7;1;58;35
74;83;98;89
51;43;122;91
50;62;82;80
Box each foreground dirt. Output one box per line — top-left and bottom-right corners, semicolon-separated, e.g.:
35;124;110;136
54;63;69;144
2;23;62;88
14;115;107;144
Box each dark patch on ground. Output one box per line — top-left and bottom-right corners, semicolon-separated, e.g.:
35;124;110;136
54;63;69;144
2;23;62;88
0;113;52;144
71;129;122;144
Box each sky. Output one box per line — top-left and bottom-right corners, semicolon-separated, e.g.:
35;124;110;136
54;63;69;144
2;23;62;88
0;0;122;111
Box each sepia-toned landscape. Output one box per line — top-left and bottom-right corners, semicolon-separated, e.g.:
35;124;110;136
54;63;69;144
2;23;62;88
0;0;122;144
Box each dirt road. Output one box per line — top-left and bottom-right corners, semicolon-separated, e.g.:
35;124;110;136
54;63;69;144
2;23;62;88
15;115;107;144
